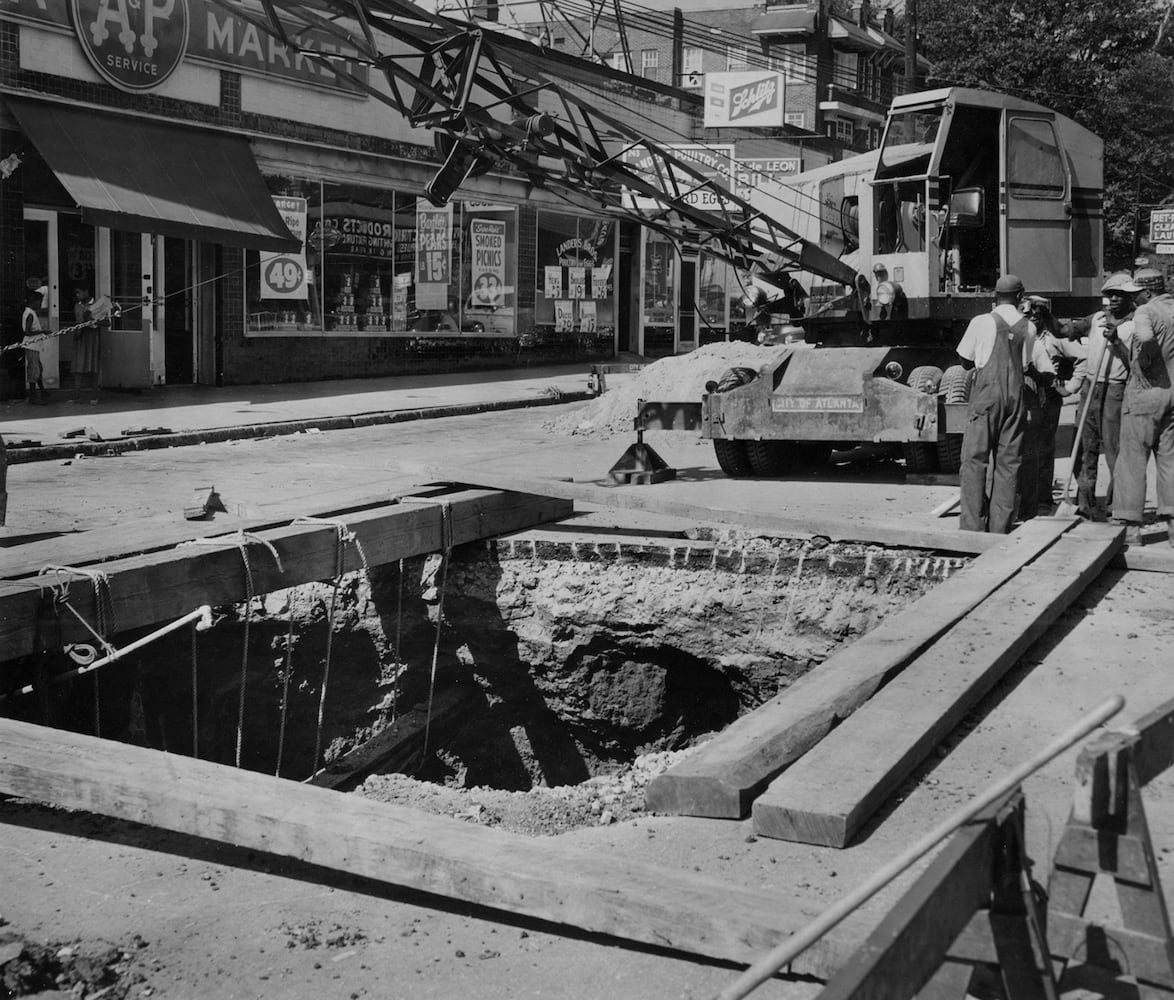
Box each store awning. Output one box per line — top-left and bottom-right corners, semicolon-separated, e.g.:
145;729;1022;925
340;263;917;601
8;98;299;252
752;8;817;36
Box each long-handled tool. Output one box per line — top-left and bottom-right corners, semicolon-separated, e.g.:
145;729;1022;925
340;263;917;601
1056;325;1110;517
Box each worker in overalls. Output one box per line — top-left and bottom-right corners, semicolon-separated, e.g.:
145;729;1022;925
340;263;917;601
956;275;1048;533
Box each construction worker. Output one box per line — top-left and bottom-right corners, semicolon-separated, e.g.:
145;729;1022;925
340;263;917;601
1066;273;1140;517
957;275;1052;533
1112;271;1174;546
1020;296;1078;514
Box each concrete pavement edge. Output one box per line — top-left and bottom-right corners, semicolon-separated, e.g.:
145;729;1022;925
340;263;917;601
4;389;592;466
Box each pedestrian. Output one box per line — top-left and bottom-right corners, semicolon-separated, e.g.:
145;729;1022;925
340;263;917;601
957;274;1050;533
1111;271;1174;546
73;286;100;386
1067;273;1140;517
1019;295;1077;515
21;289;46;405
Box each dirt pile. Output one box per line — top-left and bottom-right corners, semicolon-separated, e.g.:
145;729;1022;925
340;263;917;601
0;920;149;999
543;342;783;438
357;746;698;835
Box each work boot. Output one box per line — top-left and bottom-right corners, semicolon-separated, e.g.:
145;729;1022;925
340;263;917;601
1167;517;1174;549
1120;522;1142;546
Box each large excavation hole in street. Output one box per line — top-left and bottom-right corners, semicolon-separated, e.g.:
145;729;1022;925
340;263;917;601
6;531;961;810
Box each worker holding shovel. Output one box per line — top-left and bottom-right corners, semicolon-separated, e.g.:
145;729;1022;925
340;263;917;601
1112;271;1174;546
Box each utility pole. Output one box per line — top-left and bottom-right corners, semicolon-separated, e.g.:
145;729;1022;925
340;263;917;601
904;0;918;92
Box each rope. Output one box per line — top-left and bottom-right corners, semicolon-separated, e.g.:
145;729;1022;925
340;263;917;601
275;587;298;778
392;558;404;724
292;517;370;775
401;499;454;764
179;532;284;767
39;565;116;736
191;622;199;760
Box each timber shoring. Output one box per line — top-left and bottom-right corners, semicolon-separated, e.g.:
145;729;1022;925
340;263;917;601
0;487;571;665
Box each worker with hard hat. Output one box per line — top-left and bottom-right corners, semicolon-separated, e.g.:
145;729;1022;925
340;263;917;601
1065;272;1141;517
1112;269;1174;546
956;274;1054;533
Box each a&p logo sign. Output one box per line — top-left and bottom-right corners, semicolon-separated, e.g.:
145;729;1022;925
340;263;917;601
71;0;191;92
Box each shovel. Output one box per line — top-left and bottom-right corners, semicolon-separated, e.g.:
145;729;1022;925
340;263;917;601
1055;327;1109;517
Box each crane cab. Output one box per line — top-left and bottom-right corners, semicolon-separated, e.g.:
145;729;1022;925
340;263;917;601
861;88;1103;326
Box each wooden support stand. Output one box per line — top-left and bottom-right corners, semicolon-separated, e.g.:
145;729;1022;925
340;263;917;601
817;794;1058;1000
1047;720;1174;996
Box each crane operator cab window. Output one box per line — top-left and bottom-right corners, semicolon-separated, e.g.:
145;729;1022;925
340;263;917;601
874;106;943;256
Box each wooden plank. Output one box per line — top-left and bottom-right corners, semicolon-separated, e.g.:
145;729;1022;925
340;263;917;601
816;796;1010;1000
751;523;1122;846
1112;546;1174;575
1131;696;1174;787
1;482;414;581
1049;912;1174;988
306;686;471;790
425;467;1003;555
0;717;856;975
0;489;571;665
644;518;1076;818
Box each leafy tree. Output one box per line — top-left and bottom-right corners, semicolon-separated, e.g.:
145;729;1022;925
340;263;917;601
918;0;1174;268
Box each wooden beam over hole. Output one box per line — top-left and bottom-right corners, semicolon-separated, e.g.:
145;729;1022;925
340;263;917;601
0;487;571;665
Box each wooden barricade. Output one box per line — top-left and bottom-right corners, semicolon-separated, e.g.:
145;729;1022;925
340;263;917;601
1047;705;1174;996
815;793;1058;1000
814;699;1174;1000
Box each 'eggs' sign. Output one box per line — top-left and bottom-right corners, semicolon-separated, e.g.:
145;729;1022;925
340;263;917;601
704;72;787;129
71;0;190;92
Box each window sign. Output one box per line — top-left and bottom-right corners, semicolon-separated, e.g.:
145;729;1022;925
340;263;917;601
416;203;452;309
579;300;597;333
470;219;506;308
555;300;575;332
568;266;586;300
591;264;611;299
259;196;308;300
545;266;563;298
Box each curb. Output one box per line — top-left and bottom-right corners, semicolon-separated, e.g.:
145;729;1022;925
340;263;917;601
4;390;592;466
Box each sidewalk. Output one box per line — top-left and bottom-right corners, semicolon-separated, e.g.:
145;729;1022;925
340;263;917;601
0;364;595;464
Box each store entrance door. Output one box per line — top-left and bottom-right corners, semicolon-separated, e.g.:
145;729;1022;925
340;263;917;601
163;237;195;384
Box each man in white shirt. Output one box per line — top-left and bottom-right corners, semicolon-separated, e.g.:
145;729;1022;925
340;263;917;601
956;274;1053;533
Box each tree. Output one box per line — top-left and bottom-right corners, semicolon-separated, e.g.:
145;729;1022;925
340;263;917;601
919;0;1174;268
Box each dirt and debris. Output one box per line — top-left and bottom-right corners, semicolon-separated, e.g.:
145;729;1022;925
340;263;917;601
543;342;783;439
357;747;698;835
0;923;149;999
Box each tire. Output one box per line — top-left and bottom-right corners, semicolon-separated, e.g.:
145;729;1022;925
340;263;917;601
903;365;944;474
936;364;974;473
714;366;759;392
713;438;754;477
747;440;795;477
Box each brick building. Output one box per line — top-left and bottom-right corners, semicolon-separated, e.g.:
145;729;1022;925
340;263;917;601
535;0;925;153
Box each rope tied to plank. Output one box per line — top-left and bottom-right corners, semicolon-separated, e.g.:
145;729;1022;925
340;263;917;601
292;517;370;775
179;532;284;768
39;564;117;736
400;497;455;765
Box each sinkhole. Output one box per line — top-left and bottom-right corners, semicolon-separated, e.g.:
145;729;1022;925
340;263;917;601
3;530;962;795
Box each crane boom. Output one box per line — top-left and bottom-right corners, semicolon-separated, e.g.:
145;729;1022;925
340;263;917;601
208;0;859;288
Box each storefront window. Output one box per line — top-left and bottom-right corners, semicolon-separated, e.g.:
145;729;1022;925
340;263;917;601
246;180;523;339
535;211;616;342
641;230;676;356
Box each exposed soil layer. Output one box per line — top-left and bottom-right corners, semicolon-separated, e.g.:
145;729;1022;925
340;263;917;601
3;530;955;795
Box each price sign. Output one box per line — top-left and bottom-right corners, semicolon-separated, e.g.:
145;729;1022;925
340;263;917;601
259;197;308;300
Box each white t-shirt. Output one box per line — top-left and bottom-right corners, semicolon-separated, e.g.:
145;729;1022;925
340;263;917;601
20;306;42;351
957;304;1052;374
